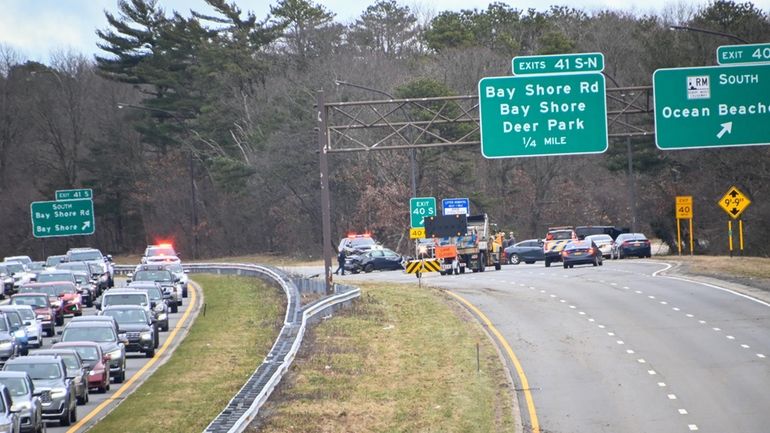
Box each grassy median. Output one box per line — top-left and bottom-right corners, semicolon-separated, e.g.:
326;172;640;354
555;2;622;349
89;275;284;433
253;282;517;433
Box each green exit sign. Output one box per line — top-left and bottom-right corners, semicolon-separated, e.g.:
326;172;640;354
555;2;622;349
31;199;95;238
410;197;436;228
478;72;608;158
654;63;770;150
717;43;770;65
55;188;93;201
512;52;604;75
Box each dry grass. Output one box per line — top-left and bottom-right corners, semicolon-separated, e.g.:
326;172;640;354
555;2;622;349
89;275;284;433
653;255;770;280
252;283;516;433
113;253;322;267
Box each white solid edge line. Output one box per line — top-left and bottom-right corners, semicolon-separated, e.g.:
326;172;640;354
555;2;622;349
652;261;770;308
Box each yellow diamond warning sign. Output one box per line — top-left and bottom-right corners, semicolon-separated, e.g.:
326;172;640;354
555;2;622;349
718;186;751;219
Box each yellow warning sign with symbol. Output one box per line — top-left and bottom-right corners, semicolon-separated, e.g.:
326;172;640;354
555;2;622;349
718;186;751;219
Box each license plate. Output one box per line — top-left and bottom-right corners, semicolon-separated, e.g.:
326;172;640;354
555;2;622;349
573;252;583;256
633;242;640;246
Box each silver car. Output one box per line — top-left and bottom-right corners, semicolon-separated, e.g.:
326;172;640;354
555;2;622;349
0;371;43;433
3;355;77;427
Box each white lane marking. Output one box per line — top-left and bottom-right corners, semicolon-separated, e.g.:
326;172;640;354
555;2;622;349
610;282;617;286
617;340;625;345
578;311;586;315
741;344;750;349
686;314;694;318
712;327;721;332
520;284;526;287
550;294;557;298
588;318;595;322
635;290;643;294
699;320;707;324
623;286;630;290
540;290;547;293
559;299;566;303
648;295;656;299
668;394;677;400
607;332;615;336
569;305;577;309
658;271;770;308
688;424;699;431
599;280;606;283
638;359;646;363
678;408;688;414
626;349;635;354
660;301;668;305
648;370;657;375
651;262;674;277
529;286;536;290
672;307;680;311
758;354;767;359
726;335;735;340
658;382;666;387
598;325;606;329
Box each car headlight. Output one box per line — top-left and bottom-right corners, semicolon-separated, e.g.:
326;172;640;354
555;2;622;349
51;388;67;399
0;422;12;433
14;400;31;411
36;314;52;321
157;313;167;321
0;340;13;349
154;303;165;312
51;301;61;308
140;331;152;340
106;348;122;360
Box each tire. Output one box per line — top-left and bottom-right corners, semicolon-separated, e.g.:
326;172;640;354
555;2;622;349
170;303;178;314
70;404;77;423
545;258;551;268
116;369;125;383
59;400;71;426
177;299;183;307
569;265;574;268
593;258;598;266
619;251;625;259
525;261;535;264
439;270;446;276
364;264;374;273
479;254;486;272
56;315;64;326
459;267;465;274
563;263;568;269
105;381;111;392
182;287;188;298
494;262;501;271
161;323;169;332
509;254;521;265
146;348;155;358
77;390;87;405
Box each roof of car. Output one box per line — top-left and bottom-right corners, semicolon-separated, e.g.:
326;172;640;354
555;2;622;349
107;287;151;293
102;304;147;311
5;355;61;365
30;349;79;357
64;321;113;329
52;341;100;349
0;371;31;379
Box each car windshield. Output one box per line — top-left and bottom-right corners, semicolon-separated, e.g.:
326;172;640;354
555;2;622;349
71;346;98;361
62;327;115;343
15;308;35;321
46;256;64;267
550;231;573;240
5;263;23;273
105;309;147;324
566;242;590;250
11;296;47;309
28;263;45;271
146;246;175;256
6;363;62;380
4;312;21;327
57;263;89;272
68;251;102;261
587;235;612;243
141;287;162;300
59;354;80;372
166;263;183;272
0;318;8;332
105;293;147;307
134;270;172;282
0;377;28;398
36;273;73;283
348;238;374;247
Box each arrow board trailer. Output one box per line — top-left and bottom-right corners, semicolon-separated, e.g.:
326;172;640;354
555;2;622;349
653;63;770;150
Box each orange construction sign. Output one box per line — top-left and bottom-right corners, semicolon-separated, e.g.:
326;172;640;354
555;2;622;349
434;245;457;259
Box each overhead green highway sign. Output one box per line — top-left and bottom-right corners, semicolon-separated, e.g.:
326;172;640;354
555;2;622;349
653;64;770;150
512;52;604;75
478;72;608;158
55;188;93;201
717;43;770;65
30;199;95;238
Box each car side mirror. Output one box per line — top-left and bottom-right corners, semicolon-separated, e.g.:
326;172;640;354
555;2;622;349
51;339;59;344
106;255;113;262
24;321;31;326
183;270;189;274
10;325;19;332
150;301;156;308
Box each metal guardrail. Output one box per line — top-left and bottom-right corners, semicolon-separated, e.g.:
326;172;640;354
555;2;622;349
113;263;359;433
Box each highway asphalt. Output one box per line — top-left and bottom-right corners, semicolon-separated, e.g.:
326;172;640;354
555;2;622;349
292;259;770;433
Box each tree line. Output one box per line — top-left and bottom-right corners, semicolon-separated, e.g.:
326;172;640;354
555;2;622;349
1;0;769;259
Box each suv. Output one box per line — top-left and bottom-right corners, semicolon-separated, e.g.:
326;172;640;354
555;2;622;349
3;355;77;426
29;349;89;405
102;306;157;357
0;371;41;433
141;244;180;265
64;248;113;288
129;266;181;312
337;234;382;255
7;305;43;349
543;227;577;268
0;313;18;365
127;282;170;331
59;321;126;383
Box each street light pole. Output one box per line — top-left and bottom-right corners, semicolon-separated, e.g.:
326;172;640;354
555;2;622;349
334;80;418;197
116;102;199;259
670;25;749;44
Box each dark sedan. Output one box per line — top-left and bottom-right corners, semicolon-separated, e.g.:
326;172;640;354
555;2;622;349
611;233;652;259
503;239;545;265
562;240;603;268
345;248;404;273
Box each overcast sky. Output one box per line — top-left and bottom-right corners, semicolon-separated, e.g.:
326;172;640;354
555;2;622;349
2;0;769;63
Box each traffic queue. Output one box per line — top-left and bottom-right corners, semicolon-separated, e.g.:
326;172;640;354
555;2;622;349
0;244;188;430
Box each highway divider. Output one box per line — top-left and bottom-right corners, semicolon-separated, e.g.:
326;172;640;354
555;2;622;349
115;263;359;433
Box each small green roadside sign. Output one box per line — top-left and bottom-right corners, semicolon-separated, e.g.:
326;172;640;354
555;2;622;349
478;72;607;158
31;199;95;238
653;63;770;150
717;43;770;65
55;188;93;201
410;197;436;228
512;52;604;75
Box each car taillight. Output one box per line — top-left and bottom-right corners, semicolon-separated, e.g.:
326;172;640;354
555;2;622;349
562;251;569;257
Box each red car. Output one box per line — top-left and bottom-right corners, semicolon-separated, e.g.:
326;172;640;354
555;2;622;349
9;293;57;336
18;282;82;322
52;341;110;393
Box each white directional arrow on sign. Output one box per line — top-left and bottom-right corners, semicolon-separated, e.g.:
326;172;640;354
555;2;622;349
82;221;91;231
716;122;733;139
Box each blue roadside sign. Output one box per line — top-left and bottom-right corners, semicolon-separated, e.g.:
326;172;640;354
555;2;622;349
442;198;470;216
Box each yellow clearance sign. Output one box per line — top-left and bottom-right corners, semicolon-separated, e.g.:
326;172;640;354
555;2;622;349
675;196;693;219
718;186;751;219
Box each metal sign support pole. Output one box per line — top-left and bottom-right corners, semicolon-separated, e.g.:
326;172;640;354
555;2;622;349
318;90;333;294
689;218;694;256
676;218;682;256
739;219;745;255
728;220;734;257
